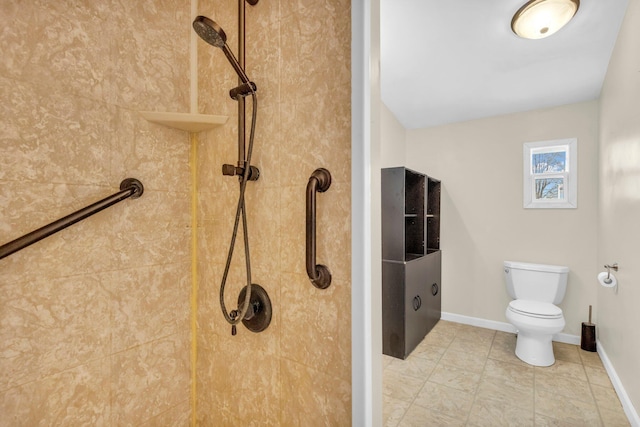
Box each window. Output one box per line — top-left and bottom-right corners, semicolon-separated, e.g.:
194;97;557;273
523;138;577;209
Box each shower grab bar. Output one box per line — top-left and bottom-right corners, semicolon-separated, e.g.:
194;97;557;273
0;178;144;260
306;168;332;289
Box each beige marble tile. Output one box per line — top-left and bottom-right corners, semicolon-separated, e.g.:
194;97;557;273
140;400;190;427
279;96;351;186
591;383;626;412
412;381;475;421
448;334;494;358
553;341;582;364
383;368;426;403
475;376;534;412
580;348;605;367
244;186;283;273
107;263;190;353
0;79;113;186
111;335;190;426
467;399;534;427
535;413;593;426
106;2;190;111
488;334;530;367
398;404;466;427
384;395;411;427
208;337;281;426
0;358;110;427
440;345;490;373
410;339;447;363
280;3;351;102
586;364;615;388
428;362;482;394
280;360;350;427
280;273;349;380
599;407;632;427
0;274;110;391
535;389;602;425
430;319;460;334
112;109;191;191
482;358;534;385
534;359;587;381
535;370;593;403
416;329;455;350
385;353;437;380
454;324;496;346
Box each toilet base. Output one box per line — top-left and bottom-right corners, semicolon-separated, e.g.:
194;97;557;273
515;331;555;367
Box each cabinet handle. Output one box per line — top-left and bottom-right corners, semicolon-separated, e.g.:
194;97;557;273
412;295;422;311
432;283;439;296
306;168;332;289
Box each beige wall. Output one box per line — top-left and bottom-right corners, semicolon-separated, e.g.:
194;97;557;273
195;0;352;425
1;1;192;425
381;102;406;168
405;101;600;338
598;0;640;417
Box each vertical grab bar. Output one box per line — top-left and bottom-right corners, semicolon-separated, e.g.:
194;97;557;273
306;168;332;289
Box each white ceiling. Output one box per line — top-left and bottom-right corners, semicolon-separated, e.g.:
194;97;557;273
380;0;629;130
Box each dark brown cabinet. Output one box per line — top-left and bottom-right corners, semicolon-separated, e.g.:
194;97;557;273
382;167;441;359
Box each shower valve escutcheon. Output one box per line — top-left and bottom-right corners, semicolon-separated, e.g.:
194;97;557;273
222;163;260;181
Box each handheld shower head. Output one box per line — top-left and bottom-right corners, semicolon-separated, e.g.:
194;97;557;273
193;15;227;48
193;15;252;87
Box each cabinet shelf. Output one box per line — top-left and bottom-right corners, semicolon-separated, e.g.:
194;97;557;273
139;111;228;132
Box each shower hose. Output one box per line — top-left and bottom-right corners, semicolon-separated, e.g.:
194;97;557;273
219;90;257;329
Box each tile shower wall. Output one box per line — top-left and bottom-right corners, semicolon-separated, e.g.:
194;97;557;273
1;2;192;425
195;0;352;425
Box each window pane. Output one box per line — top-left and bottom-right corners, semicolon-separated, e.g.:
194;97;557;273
532;151;566;174
534;178;565;200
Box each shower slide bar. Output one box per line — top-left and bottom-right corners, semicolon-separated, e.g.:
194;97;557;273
306;168;332;289
0;178;144;260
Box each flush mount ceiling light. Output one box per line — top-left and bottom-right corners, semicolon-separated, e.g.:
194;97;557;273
511;0;580;39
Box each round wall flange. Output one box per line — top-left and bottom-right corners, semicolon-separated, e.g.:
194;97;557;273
246;0;259;5
120;178;144;198
238;283;272;333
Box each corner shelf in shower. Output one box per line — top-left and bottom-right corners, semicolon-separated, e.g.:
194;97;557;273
139;111;228;132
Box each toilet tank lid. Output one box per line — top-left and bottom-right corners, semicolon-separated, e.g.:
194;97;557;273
504;261;569;273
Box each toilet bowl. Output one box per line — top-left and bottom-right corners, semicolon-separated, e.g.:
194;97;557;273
504;261;569;367
506;299;565;366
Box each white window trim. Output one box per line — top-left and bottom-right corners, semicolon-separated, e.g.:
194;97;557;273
523;138;577;209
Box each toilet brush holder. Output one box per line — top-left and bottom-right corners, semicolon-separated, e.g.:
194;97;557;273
581;305;597;352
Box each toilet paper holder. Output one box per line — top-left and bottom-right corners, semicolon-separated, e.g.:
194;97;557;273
604;263;619;284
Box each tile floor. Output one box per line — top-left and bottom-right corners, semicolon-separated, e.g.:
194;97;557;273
383;320;630;426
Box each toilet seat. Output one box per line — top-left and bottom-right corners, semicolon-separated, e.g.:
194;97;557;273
508;300;563;319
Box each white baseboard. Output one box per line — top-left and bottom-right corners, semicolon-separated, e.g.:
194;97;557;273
597;341;640;427
440;312;639;426
441;311;516;333
440;311;580;344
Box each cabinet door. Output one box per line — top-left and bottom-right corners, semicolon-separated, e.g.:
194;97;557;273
423;250;442;335
382;261;406;359
405;257;430;356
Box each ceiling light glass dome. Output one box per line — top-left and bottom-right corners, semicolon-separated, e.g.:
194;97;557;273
512;0;580;40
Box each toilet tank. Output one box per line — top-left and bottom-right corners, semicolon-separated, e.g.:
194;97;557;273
504;261;569;304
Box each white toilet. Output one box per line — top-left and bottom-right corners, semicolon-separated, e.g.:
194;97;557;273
504;260;569;367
